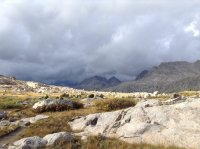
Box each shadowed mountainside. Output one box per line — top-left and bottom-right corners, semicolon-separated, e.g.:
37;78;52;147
77;76;121;91
108;60;200;93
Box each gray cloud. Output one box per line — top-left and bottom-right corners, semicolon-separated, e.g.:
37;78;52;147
0;0;200;82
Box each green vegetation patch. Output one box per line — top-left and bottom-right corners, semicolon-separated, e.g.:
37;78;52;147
81;135;185;149
95;98;136;111
0;96;24;109
0;102;22;109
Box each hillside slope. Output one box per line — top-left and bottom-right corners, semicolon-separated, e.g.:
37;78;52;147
108;60;200;92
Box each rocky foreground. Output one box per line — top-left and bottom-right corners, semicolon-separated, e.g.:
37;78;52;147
69;98;200;149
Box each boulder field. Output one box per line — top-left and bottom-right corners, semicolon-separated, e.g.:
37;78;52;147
69;98;200;149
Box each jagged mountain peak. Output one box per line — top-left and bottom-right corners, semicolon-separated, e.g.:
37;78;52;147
108;76;121;82
77;75;121;91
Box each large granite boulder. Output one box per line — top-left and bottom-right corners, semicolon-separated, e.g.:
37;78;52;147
69;98;200;149
8;132;74;149
33;99;83;112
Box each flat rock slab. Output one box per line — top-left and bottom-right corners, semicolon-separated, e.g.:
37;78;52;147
0;115;49;128
8;136;46;149
20;115;49;124
69;98;200;149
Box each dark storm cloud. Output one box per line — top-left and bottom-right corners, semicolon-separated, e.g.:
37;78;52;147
0;0;200;82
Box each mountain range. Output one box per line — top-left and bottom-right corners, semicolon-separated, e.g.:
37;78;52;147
49;60;200;92
108;60;200;92
51;60;200;93
1;60;200;93
49;76;121;91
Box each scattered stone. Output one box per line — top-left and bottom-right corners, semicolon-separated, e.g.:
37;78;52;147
69;98;200;149
0;120;11;126
81;97;104;108
173;93;181;99
0;111;6;120
161;95;185;105
152;91;159;96
81;136;88;142
135;99;161;108
82;102;93;108
8;118;16;122
88;94;95;98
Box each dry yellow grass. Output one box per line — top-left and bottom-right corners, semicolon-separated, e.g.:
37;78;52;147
180;91;199;97
0;125;20;138
148;95;171;100
80;135;185;149
17;107;98;139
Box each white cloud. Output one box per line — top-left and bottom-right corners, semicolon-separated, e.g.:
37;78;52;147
0;0;200;81
184;21;200;37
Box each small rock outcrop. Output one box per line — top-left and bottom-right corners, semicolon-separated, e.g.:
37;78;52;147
19;115;49;126
8;136;46;149
0;115;49;128
43;132;74;146
69;98;200;149
33;99;83;112
8;132;74;149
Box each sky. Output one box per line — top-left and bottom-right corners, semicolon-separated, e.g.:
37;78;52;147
0;0;200;82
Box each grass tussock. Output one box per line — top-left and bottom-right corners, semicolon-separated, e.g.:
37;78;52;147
44;135;185;149
95;98;136;111
180;91;199;97
6;107;37;120
0;96;25;109
0;102;22;109
148;95;170;100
